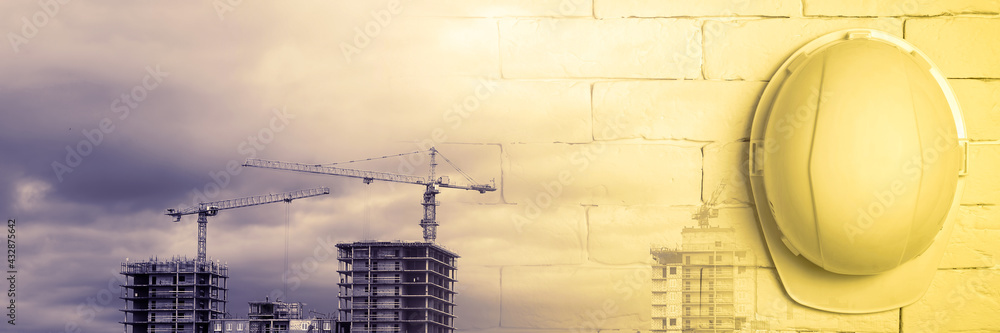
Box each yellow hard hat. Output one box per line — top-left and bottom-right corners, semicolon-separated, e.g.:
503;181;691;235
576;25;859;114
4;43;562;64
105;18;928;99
749;29;968;313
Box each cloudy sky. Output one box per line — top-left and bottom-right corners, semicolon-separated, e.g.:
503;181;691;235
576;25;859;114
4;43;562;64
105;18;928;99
10;1;990;332
1;2;524;332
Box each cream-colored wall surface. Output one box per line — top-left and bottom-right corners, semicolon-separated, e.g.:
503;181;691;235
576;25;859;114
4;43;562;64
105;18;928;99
344;1;1000;332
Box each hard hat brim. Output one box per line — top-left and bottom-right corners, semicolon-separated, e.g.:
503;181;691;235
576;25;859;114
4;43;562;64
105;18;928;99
750;181;963;313
749;29;967;314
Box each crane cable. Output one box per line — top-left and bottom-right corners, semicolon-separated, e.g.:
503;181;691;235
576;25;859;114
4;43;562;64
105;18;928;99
322;148;489;187
320;150;425;166
436;150;480;185
363;182;372;241
283;201;290;300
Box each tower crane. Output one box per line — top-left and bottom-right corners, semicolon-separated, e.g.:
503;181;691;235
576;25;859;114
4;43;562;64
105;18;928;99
693;182;726;228
242;148;496;243
166;187;331;262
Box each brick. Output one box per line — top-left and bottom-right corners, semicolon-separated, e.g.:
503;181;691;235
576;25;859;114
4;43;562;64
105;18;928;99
703;18;903;80
439;203;585;266
501;265;650;330
951;79;1000;141
940;206;1000;269
454;266;502;330
901;268;1000;333
906;18;1000;78
593;81;765;142
405;0;591;17
388;78;592;143
588;206;769;266
963;143;1000;205
587;206;691;265
703;142;754;207
500;18;701;79
504;143;702;206
804;0;1000;16
716;208;771;267
596;0;800;18
683;207;770;266
755;269;900;332
346;17;499;76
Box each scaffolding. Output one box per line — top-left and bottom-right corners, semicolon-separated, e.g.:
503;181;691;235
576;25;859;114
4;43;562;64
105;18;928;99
336;241;457;333
121;256;229;333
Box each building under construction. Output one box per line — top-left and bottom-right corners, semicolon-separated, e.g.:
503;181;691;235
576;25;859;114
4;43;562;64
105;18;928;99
209;299;344;333
336;241;457;333
119;149;486;333
651;227;758;333
120;257;229;333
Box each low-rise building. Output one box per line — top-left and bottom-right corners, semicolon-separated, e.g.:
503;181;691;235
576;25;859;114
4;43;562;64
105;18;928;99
210;299;345;333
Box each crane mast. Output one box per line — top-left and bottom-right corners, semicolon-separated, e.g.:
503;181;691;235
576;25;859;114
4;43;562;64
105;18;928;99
693;183;727;228
243;148;495;243
166;187;331;262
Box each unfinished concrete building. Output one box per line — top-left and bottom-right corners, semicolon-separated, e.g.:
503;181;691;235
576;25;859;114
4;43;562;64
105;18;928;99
120;257;229;333
336;241;457;333
651;227;758;333
210;299;344;333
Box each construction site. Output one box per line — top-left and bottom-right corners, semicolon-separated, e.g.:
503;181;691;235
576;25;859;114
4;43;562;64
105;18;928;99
119;149;493;333
336;241;457;333
650;226;759;332
650;184;763;333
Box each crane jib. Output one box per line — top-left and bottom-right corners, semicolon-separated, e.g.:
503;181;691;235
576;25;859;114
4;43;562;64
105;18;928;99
165;187;331;217
243;158;496;192
241;153;495;243
163;186;331;262
243;158;427;185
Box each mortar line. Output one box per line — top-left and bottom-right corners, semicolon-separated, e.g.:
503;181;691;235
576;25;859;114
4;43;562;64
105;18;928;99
498;266;503;327
899;307;904;332
590;81;597;142
902;18;908;39
584;205;592;263
496;19;504;79
497;143;509;204
701;146;707;203
700;20;708;80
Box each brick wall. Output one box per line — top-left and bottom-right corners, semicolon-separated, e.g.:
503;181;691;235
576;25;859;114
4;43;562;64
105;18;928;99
350;0;1000;332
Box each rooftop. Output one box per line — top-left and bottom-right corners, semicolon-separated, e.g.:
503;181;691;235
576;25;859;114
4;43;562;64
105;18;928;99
336;240;459;258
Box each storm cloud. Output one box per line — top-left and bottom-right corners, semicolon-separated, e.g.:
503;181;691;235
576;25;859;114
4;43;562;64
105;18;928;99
2;2;504;332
